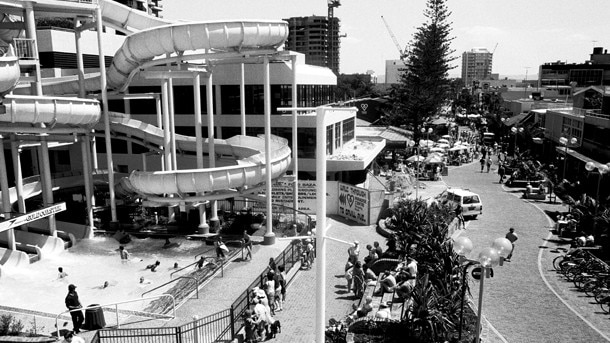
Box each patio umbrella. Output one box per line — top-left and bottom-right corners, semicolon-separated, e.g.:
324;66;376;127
448;146;465;152
424;154;444;163
441;135;452;139
436;143;450;149
430;147;445;153
437;139;450;144
406;155;425;162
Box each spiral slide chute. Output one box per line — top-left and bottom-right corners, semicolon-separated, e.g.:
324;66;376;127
127;135;292;198
0;95;100;126
104;116;260;158
0;46;19;94
107;20;288;90
99;0;172;32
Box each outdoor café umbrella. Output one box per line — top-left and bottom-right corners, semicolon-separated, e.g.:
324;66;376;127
448;146;466;152
441;135;452;139
406;155;425;163
430;147;445;153
437;138;450;144
436;143;450;149
424;154;444;164
419;139;434;148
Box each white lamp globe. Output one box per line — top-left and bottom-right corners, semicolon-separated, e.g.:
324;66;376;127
453;236;473;256
570;137;577;145
492;238;513;258
585;162;596;172
478;247;500;267
599;164;609;175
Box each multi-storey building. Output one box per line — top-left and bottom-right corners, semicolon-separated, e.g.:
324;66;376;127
461;48;493;86
283;15;341;74
539;47;610;88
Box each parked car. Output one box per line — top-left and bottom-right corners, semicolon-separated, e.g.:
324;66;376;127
435;188;483;219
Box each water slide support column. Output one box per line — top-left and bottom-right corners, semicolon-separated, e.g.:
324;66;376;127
40;135;57;236
85;132;96;206
10;136;25;217
81;137;95;238
161;79;171;171
155;94;165;171
90;132;98;171
193;71;208;234
263;57;274;245
168;77;177;170
0;136;15;250
206;73;219;230
96;6;117;223
74;19;86;98
240;63;246;136
315;106;328;343
291;56;299;221
24;2;42;96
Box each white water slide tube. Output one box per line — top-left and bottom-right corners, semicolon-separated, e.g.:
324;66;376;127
44;0;289;94
127;133;292;202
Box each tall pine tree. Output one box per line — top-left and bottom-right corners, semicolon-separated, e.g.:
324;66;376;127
388;0;456;140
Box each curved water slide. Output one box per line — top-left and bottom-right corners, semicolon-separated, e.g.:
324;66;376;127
44;0;292;202
106;116;292;203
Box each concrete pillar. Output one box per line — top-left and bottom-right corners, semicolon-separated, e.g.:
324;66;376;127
161;79;171;172
240;63;246;136
0;136;15;250
81;136;95;238
263;57;275;245
291;56;299;219
206;73;219;230
315;107;328;343
96;6;117;223
85;132;96;206
193;72;208;234
24;3;42;96
10;136;25;216
40;136;57;237
75;20;86;98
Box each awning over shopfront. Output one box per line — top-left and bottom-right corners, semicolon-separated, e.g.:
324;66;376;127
503;112;533;127
555;146;602;165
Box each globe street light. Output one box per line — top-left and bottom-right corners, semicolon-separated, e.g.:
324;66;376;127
511;126;524;158
585;161;610;231
559;136;578;181
453;236;512;343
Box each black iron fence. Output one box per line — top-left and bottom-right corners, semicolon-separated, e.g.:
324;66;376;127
91;309;232;343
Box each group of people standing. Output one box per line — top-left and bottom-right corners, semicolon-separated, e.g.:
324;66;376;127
243;260;286;342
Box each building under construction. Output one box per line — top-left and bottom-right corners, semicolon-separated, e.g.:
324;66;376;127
283;15;341;74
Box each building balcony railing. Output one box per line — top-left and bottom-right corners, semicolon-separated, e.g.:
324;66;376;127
13;38;36;60
585;109;610;119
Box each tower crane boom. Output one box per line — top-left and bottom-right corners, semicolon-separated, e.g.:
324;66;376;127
381;16;405;60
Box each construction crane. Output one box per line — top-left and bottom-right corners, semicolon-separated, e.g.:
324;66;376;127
381;15;406;64
492;43;498;55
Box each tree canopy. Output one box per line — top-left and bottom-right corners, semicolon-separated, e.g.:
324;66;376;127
388;0;456;139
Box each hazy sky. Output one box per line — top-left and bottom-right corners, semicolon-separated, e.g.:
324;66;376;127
164;0;610;78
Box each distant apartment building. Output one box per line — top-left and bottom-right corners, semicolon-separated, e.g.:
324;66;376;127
539;47;610;89
461;48;493;86
385;60;404;84
283;15;341;74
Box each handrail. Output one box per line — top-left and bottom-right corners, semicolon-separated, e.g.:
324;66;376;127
171;257;215;278
55;294;175;338
141;276;199;299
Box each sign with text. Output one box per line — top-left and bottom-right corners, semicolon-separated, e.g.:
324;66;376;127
267;178;318;214
0;202;66;233
338;182;369;224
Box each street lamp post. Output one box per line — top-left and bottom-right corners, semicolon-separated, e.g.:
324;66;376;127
511;126;523;158
559;136;578;181
453;236;512;343
584;161;610;231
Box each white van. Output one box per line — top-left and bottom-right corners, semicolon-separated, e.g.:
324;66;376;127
436;188;483;219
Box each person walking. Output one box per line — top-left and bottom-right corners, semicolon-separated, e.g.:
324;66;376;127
486;156;492;173
242;230;253;261
64;284;84;334
479;157;485;173
505;228;518;261
498;162;505;183
455;204;465;229
215;238;228;260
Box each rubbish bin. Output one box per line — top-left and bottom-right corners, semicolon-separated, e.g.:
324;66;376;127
83;304;106;330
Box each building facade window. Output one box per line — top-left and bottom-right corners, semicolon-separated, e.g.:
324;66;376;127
342;117;355;142
326;124;333;155
334;123;341;150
